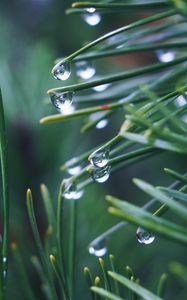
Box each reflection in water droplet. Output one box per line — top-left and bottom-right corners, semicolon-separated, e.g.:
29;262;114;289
156;50;175;63
89;241;107;257
67;165;82;176
96;119;108;129
50;91;73;112
83;8;101;26
92;83;111;92
89;148;109;168
136;227;155;245
63;179;84;200
92;165;111;183
76;61;96;80
53;61;71;81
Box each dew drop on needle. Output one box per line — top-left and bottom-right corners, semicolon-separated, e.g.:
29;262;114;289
53;61;71;81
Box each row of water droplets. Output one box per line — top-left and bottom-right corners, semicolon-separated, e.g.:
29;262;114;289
88;226;155;258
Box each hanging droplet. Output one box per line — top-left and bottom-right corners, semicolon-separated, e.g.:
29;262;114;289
53;61;71;81
50;91;73;112
88;240;107;257
76;60;96;80
136;227;155;245
82;8;101;26
63;179;84;200
89;148;109;168
91;165;111;183
67;165;82;176
92;83;111;92
96;119;108;129
156;50;175;63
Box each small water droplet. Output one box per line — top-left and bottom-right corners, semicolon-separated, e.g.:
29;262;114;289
63;179;84;200
92;165;111;183
3;257;7;263
96;119;108;129
67;165;82;176
83;8;101;26
175;94;187;107
89;148;109;168
156;50;175;63
88;241;107;257
76;61;96;80
3;271;6;278
53;61;71;81
136;227;155;245
92;83;111;92
50;91;73;112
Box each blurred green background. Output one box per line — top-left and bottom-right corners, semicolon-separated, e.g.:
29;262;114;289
0;1;187;299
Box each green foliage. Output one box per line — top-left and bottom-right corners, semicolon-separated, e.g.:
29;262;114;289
1;0;187;299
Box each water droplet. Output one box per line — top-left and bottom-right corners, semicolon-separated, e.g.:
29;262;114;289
63;179;84;200
136;227;155;245
89;148;109;168
3;257;7;263
67;165;82;176
76;61;96;80
175;94;187;107
96;119;108;129
53;61;71;81
88;241;107;257
83;8;101;26
50;91;73;112
92;83;111;92
156;50;175;63
92;165;111;183
3;271;6;278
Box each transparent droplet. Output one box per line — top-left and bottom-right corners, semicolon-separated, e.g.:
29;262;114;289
83;8;101;26
89;148;109;168
88;240;107;257
136;227;155;245
175;94;187;107
3;257;7;263
76;61;96;80
3;271;6;278
53;61;71;81
50;91;73;112
67;165;82;176
156;50;175;63
96;119;108;129
92;165;111;183
63;179;84;200
92;83;111;92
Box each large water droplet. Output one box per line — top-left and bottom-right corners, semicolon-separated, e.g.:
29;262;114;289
92;165;111;183
76;61;96;80
136;227;155;245
53;61;71;81
89;148;109;168
63;179;84;200
88;241;107;257
50;91;73;112
156;50;175;63
83;8;101;26
92;83;111;92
